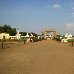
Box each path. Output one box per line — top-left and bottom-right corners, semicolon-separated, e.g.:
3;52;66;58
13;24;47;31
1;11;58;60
0;40;74;74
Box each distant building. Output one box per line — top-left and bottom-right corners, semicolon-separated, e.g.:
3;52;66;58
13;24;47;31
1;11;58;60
65;34;72;39
0;33;10;39
0;27;21;40
61;34;73;43
21;33;34;42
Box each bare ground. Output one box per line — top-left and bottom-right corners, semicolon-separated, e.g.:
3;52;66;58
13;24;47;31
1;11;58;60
0;40;74;74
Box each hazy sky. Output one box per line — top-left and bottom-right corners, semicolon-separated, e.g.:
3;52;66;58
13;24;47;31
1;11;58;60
0;0;74;35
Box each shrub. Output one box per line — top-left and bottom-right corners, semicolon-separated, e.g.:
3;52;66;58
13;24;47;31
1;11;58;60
32;37;39;42
68;38;74;46
68;39;74;42
55;37;61;42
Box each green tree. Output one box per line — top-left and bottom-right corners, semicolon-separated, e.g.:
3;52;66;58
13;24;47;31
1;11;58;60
54;35;62;42
0;24;17;36
31;32;38;37
68;38;74;46
10;28;17;36
0;26;3;33
20;32;27;36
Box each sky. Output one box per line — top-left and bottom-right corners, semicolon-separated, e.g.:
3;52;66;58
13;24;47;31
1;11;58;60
0;0;74;35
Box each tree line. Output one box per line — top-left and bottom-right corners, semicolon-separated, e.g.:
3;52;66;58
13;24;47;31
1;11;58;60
0;24;17;36
19;32;38;37
0;24;38;37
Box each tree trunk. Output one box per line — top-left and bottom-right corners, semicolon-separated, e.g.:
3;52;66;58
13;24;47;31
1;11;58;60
72;42;73;47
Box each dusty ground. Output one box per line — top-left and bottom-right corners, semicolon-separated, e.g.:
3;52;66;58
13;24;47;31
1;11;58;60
0;40;74;74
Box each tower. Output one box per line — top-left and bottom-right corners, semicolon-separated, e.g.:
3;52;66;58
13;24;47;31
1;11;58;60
16;27;21;40
17;27;19;35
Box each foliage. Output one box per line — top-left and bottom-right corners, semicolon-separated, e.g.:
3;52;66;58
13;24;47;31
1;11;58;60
31;32;38;37
68;38;74;46
0;24;17;36
55;37;61;42
11;28;17;36
32;37;39;42
0;25;38;37
38;37;42;41
68;38;74;42
20;32;38;37
57;35;62;38
54;35;62;42
20;32;27;36
28;33;31;36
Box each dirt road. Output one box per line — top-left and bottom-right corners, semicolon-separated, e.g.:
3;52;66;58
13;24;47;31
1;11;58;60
0;40;74;74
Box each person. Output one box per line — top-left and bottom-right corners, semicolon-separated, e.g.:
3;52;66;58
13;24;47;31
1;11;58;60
30;38;32;42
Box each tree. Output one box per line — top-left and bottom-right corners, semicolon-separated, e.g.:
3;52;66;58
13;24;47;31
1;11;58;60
0;24;17;36
0;26;3;33
10;28;17;36
68;38;74;46
54;35;62;42
20;32;27;36
31;32;38;37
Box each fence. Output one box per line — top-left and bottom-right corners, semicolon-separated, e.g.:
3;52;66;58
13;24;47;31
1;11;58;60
0;40;26;49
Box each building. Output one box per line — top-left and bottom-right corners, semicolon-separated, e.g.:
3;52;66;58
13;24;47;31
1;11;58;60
0;33;10;39
0;27;21;40
61;34;73;43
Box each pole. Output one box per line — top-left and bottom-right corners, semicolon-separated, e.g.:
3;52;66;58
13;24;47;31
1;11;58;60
2;41;3;49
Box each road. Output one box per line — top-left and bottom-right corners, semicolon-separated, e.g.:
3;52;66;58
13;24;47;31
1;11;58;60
0;40;74;74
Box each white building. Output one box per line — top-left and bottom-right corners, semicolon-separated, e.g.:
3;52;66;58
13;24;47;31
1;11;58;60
21;33;34;42
0;33;10;39
65;34;72;39
0;27;21;40
61;34;73;43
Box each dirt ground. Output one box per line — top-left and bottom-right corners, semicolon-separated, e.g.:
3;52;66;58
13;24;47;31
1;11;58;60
0;40;74;74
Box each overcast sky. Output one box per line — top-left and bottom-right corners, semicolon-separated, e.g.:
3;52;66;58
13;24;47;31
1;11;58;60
0;0;74;35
